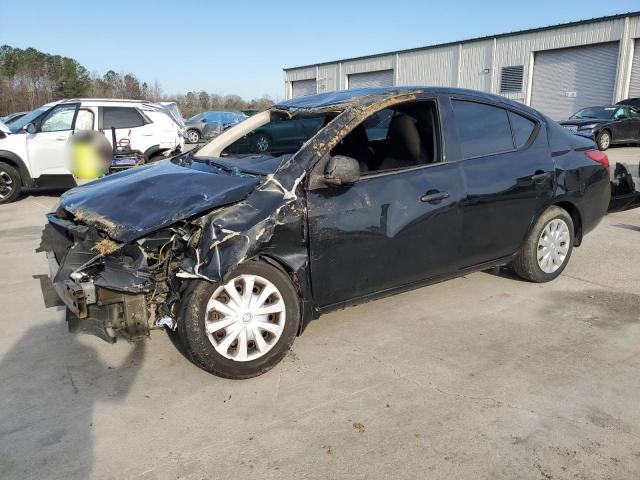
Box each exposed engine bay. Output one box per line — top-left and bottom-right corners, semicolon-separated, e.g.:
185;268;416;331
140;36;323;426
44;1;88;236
38;208;199;342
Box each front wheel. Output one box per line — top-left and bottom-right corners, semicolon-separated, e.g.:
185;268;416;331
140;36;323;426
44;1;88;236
596;130;611;151
0;162;22;204
513;206;574;283
178;261;300;379
186;129;200;144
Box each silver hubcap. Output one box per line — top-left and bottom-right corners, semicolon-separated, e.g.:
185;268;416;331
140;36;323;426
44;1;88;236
256;136;269;152
205;274;285;362
0;171;14;200
188;131;199;143
537;218;570;274
600;133;610;149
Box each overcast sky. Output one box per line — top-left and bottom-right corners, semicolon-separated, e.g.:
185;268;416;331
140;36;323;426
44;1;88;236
2;0;639;100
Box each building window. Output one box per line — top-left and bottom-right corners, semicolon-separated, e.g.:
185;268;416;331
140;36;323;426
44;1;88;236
500;65;524;93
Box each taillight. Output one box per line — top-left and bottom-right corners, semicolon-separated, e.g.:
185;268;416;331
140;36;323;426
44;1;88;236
585;150;609;174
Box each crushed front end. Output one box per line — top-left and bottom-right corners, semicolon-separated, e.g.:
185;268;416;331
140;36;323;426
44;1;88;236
38;208;191;342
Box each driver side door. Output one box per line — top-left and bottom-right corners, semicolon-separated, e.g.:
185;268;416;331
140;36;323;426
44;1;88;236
305;98;465;309
26;103;79;178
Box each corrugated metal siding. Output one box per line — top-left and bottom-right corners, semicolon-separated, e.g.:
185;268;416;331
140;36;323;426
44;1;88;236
291;79;317;97
530;42;619;120
396;45;458;86
284;14;634;101
493;19;623;101
342;56;394;75
348;70;394;89
317;64;338;93
628;39;640;98
459;40;493;91
286;67;316;82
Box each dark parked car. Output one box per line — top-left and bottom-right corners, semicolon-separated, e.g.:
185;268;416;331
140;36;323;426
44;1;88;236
184;111;246;144
616;97;640;108
0;111;27;125
559;105;640;150
39;87;611;379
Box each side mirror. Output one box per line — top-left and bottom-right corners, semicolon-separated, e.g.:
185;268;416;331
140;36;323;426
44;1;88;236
201;119;207;122
24;122;37;134
324;155;360;186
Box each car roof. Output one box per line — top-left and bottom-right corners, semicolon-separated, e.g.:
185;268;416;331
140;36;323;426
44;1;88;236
274;86;541;117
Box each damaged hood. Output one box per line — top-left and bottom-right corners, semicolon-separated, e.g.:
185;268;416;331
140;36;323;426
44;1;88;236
58;158;262;243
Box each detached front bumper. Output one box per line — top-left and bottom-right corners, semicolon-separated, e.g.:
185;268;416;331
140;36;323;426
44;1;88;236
38;216;152;342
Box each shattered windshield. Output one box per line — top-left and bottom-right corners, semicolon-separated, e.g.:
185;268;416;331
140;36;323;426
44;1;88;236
195;110;333;163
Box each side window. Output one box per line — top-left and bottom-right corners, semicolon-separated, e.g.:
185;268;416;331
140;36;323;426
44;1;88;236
509;111;536;148
103;107;145;129
452;100;514;158
613;107;627;120
40;104;77;132
363;109;394;141
331;100;440;174
75;109;95;131
631;108;640;118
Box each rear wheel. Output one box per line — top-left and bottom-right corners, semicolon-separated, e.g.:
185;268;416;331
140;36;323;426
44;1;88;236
178;261;300;379
596;130;611;151
513;206;574;283
253;133;271;152
0;162;21;204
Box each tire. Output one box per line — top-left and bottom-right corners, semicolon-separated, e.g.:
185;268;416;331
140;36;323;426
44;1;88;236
178;261;300;379
0;161;21;204
186;129;200;144
252;133;271;152
513;206;574;283
596;130;611;151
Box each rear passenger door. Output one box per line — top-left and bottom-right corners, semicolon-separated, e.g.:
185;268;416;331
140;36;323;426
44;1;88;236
450;99;554;267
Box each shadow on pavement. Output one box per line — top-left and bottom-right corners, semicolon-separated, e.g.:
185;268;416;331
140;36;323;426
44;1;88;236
0;321;145;478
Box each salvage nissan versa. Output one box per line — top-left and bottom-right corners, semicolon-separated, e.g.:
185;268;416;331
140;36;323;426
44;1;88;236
38;87;611;379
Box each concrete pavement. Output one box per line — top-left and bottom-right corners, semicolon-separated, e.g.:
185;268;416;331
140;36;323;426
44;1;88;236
1;148;639;479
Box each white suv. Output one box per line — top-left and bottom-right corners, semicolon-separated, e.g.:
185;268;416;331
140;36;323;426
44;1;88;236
0;98;185;203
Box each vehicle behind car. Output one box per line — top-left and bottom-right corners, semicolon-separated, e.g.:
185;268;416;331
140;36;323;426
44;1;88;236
559;105;640;150
184;111;247;144
0;98;185;203
0;111;28;125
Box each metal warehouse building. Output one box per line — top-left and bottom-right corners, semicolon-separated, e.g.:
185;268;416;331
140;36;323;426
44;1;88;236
283;12;640;120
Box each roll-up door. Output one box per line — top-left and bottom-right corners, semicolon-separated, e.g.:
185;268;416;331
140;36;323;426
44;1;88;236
348;70;394;89
627;39;640;99
291;79;317;97
530;42;619;120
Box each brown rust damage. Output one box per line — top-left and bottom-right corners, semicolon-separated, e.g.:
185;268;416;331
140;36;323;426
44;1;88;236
91;238;121;255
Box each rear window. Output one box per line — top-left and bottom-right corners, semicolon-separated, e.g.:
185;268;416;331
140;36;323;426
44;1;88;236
103;107;145;129
452;100;514;158
509;112;535;148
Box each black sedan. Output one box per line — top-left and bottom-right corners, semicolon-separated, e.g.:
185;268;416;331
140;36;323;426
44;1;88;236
560;105;640;150
39;87;610;379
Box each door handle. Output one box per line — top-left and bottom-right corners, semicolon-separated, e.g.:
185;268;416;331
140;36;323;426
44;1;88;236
420;190;449;204
531;171;552;183
55;137;66;141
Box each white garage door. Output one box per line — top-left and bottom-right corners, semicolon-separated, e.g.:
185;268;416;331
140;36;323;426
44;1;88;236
348;70;394;89
531;42;619;120
627;39;640;98
291;79;317;98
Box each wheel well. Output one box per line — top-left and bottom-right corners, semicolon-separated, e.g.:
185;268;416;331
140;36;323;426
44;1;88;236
0;156;27;186
553;201;583;246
